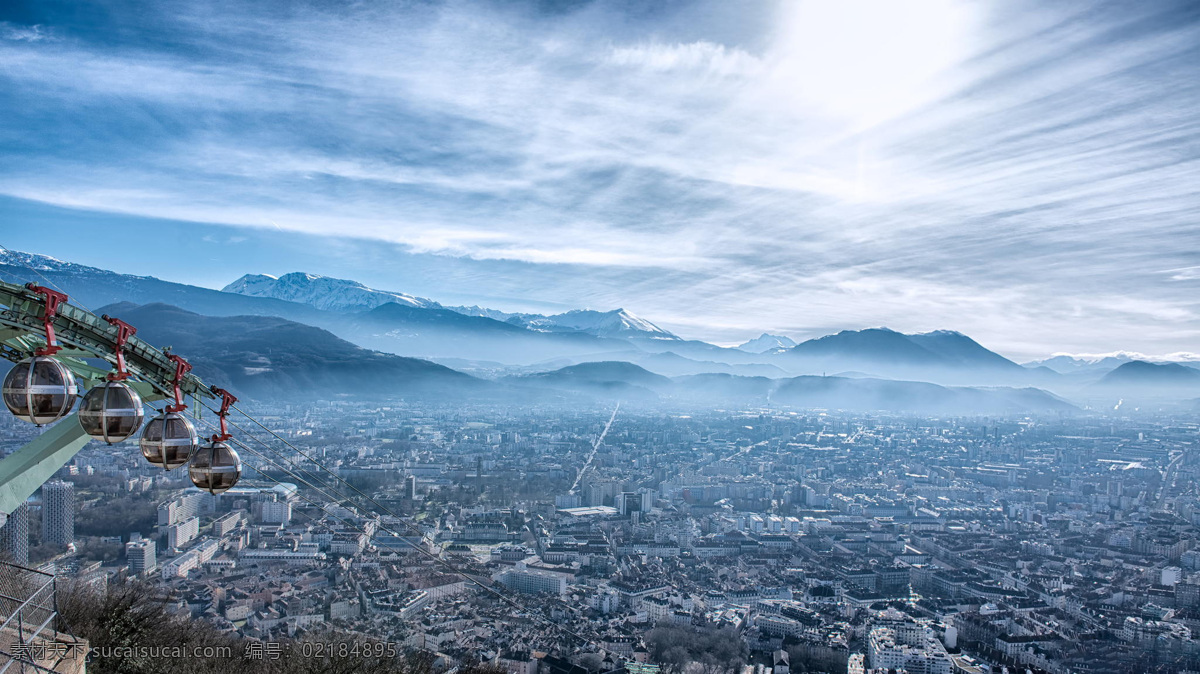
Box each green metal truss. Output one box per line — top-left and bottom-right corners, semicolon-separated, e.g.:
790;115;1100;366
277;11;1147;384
0;279;214;526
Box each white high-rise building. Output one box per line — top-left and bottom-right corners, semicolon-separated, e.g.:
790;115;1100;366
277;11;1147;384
260;500;292;525
41;481;75;546
126;538;157;575
165;516;199;549
157;491;213;526
212;511;243;536
0;503;29;565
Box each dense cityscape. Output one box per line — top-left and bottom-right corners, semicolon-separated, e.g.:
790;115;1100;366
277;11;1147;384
5;401;1199;673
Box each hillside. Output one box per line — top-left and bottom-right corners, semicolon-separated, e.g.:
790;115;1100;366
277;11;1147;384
98;302;478;399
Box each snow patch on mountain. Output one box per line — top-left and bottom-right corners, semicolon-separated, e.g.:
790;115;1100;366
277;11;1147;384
538;309;679;340
737;333;797;353
222;272;441;312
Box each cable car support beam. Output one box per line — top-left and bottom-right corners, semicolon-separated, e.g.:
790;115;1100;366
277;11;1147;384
0;280;214;527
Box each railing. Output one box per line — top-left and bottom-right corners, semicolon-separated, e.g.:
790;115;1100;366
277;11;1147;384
0;560;82;673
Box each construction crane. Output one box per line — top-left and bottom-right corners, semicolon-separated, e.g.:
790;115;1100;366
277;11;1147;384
0;280;241;529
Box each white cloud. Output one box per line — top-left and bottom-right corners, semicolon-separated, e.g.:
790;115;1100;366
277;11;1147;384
0;22;51;42
1;0;1198;358
606;41;762;77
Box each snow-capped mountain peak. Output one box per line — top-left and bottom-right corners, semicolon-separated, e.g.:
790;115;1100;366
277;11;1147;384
222;272;441;312
737;333;797;353
540;308;679;340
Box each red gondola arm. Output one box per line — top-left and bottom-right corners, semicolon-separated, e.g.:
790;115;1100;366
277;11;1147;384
164;353;192;413
210;386;237;442
102;315;137;381
26;284;68;357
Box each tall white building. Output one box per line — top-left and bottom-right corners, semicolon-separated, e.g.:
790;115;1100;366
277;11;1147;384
867;622;951;674
165;516;199;549
212;511;244;536
126;538;157;575
0;503;29;565
260;500;292;525
158;492;213;526
41;481;75;546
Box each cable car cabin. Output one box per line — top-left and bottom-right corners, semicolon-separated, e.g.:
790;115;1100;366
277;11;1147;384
2;356;79;425
140;411;199;470
189;441;241;494
79;381;145;444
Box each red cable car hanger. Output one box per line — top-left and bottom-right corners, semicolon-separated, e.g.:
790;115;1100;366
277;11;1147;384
164;352;192;414
102;315;136;381
210;386;237;442
27;284;67;357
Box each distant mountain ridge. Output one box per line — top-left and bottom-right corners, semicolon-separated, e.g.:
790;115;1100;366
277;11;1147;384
514;308;679;340
507;361;1076;414
4;250;1196;404
224;272;441;311
1026;353;1200;375
221;268;677;341
1098;360;1200;389
94;302;478;399
781;327;1030;385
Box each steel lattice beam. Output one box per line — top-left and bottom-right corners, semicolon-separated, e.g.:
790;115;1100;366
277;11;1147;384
0;279;212;521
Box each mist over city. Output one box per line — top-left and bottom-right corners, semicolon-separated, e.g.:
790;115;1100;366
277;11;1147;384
1;1;1199;673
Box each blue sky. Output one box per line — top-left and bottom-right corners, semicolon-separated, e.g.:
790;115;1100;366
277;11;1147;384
1;0;1198;359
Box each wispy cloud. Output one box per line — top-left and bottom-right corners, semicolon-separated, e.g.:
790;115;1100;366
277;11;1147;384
0;0;1198;358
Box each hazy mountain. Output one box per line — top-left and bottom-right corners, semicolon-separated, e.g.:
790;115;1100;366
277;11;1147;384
1096;361;1200;395
623;337;775;366
782;328;1030;384
1024;354;1136;374
350;302;635;364
906;330;1023;370
671;373;774;404
737;333;797;353
450;305;519;321
504;361;671;400
96;302;478;399
771;376;1074;415
633;352;789;378
791;328;945;363
223;272;441;312
0;251;644;366
508;308;679;340
509;360;1074;413
220;267;679;342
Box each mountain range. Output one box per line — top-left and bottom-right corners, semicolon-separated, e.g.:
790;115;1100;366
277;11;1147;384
1;249;1194;409
503;361;1077;414
223;271;678;341
94;302;477;399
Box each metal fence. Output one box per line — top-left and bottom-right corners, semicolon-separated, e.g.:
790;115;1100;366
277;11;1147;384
0;560;69;673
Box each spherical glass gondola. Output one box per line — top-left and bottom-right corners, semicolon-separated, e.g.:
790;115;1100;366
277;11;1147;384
1;356;79;425
189;440;242;494
78;381;145;444
140;411;199;470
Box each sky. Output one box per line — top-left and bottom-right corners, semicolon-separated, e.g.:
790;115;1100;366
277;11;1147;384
0;0;1198;360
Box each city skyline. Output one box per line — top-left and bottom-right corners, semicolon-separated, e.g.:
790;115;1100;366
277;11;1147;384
2;1;1199;358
